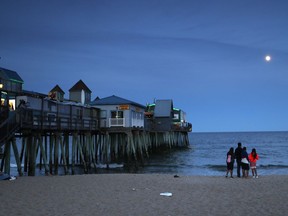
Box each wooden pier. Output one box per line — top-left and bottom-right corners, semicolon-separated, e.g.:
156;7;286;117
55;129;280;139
1;130;190;176
0;107;190;176
0;67;192;176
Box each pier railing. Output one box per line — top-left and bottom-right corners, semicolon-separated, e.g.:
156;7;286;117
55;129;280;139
172;122;192;132
109;118;125;127
22;109;99;131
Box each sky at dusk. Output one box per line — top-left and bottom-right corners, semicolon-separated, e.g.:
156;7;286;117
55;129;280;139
1;0;288;132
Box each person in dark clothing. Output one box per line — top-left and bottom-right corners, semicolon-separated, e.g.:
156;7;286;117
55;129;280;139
234;142;242;178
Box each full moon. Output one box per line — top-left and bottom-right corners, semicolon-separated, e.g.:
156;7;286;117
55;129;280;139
265;55;271;62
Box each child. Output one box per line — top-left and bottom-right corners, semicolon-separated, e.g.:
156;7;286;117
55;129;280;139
226;147;235;178
248;148;259;178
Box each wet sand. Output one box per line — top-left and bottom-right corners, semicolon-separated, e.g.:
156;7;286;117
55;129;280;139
1;174;287;216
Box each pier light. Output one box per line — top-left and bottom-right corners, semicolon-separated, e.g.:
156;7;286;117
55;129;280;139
0;83;3;89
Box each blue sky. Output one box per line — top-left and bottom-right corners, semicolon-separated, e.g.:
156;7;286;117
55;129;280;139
1;0;288;132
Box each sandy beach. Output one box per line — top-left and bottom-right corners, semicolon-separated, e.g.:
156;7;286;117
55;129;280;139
0;174;287;216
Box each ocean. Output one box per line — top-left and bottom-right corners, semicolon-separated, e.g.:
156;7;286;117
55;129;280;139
139;131;288;176
8;131;288;176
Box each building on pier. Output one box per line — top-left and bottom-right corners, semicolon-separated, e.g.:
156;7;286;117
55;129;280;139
0;67;24;115
0;67;192;176
90;95;146;129
145;100;192;132
69;79;92;104
48;85;65;101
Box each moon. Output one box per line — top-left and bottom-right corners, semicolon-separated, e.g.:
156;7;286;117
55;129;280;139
265;55;271;62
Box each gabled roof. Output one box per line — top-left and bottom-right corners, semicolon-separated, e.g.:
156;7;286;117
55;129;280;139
21;90;47;98
69;79;91;93
154;99;173;117
0;67;24;83
90;95;145;108
50;85;65;94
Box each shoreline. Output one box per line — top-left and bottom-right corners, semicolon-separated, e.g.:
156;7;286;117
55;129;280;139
1;174;287;216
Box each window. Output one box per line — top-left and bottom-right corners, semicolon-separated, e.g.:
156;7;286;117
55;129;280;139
100;110;107;118
173;113;179;120
85;92;91;103
111;110;123;118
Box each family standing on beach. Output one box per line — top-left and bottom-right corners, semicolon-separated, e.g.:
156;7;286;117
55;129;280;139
225;142;259;178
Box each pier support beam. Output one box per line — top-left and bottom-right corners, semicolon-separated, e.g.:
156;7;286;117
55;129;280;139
3;130;190;176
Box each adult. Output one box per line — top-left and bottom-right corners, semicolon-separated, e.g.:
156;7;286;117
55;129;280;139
248;148;259;178
225;147;235;178
241;147;250;178
234;142;242;178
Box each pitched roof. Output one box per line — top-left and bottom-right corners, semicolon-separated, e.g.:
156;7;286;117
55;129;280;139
21;90;47;98
90;95;145;108
0;67;24;83
154;99;173;117
50;85;65;94
69;79;91;93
